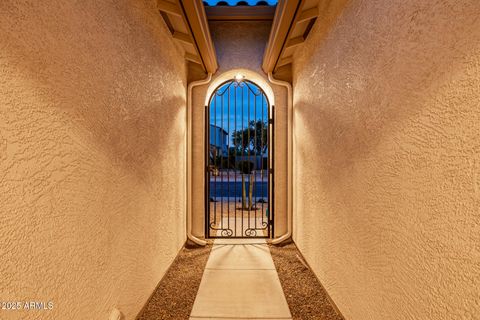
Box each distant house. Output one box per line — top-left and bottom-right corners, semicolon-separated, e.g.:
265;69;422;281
210;124;228;157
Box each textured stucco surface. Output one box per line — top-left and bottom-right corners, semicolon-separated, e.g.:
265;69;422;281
191;21;289;238
292;0;480;319
0;1;186;319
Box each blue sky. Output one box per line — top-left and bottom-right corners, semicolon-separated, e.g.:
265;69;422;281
204;0;277;5
210;81;269;145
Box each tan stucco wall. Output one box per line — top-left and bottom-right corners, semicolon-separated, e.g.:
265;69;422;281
292;0;480;319
0;1;186;319
191;21;289;238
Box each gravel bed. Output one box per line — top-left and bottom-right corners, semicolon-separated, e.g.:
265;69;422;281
269;242;345;320
136;243;212;320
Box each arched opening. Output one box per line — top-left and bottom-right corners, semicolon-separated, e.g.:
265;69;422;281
205;77;274;238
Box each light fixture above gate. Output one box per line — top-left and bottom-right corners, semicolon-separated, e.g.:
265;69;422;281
234;73;245;81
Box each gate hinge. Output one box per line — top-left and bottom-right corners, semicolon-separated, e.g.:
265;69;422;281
269;168;274;174
268;118;273;125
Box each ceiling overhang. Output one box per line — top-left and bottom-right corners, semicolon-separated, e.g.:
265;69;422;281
157;0;321;77
205;5;276;21
157;0;218;74
262;0;321;74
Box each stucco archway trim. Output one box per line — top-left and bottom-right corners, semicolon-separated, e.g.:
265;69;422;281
205;69;275;106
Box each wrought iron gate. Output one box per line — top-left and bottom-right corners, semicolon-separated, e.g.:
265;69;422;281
205;78;274;238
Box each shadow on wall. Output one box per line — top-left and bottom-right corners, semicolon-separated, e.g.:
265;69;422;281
0;1;187;180
294;0;480;185
293;0;480;318
312;0;351;47
210;20;272;71
0;1;188;319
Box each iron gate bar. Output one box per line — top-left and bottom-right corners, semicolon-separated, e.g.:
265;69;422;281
254;86;257;232
241;85;244;236
214;95;217;230
220;87;223;232
271;105;275;237
204;105;209;238
248;85;251;234
205;79;273;238
267;102;270;236
260;97;265;231
241;84;244;236
227;84;230;234
234;84;237;236
215;94;218;231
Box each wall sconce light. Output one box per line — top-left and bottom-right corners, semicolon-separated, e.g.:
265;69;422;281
234;73;245;82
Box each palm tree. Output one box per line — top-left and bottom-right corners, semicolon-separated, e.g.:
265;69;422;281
232;120;267;155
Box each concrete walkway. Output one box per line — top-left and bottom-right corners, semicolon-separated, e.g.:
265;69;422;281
190;239;292;320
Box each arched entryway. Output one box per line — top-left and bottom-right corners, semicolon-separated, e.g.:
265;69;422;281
205;77;274;238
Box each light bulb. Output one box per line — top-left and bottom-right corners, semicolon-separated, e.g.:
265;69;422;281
234;74;245;81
